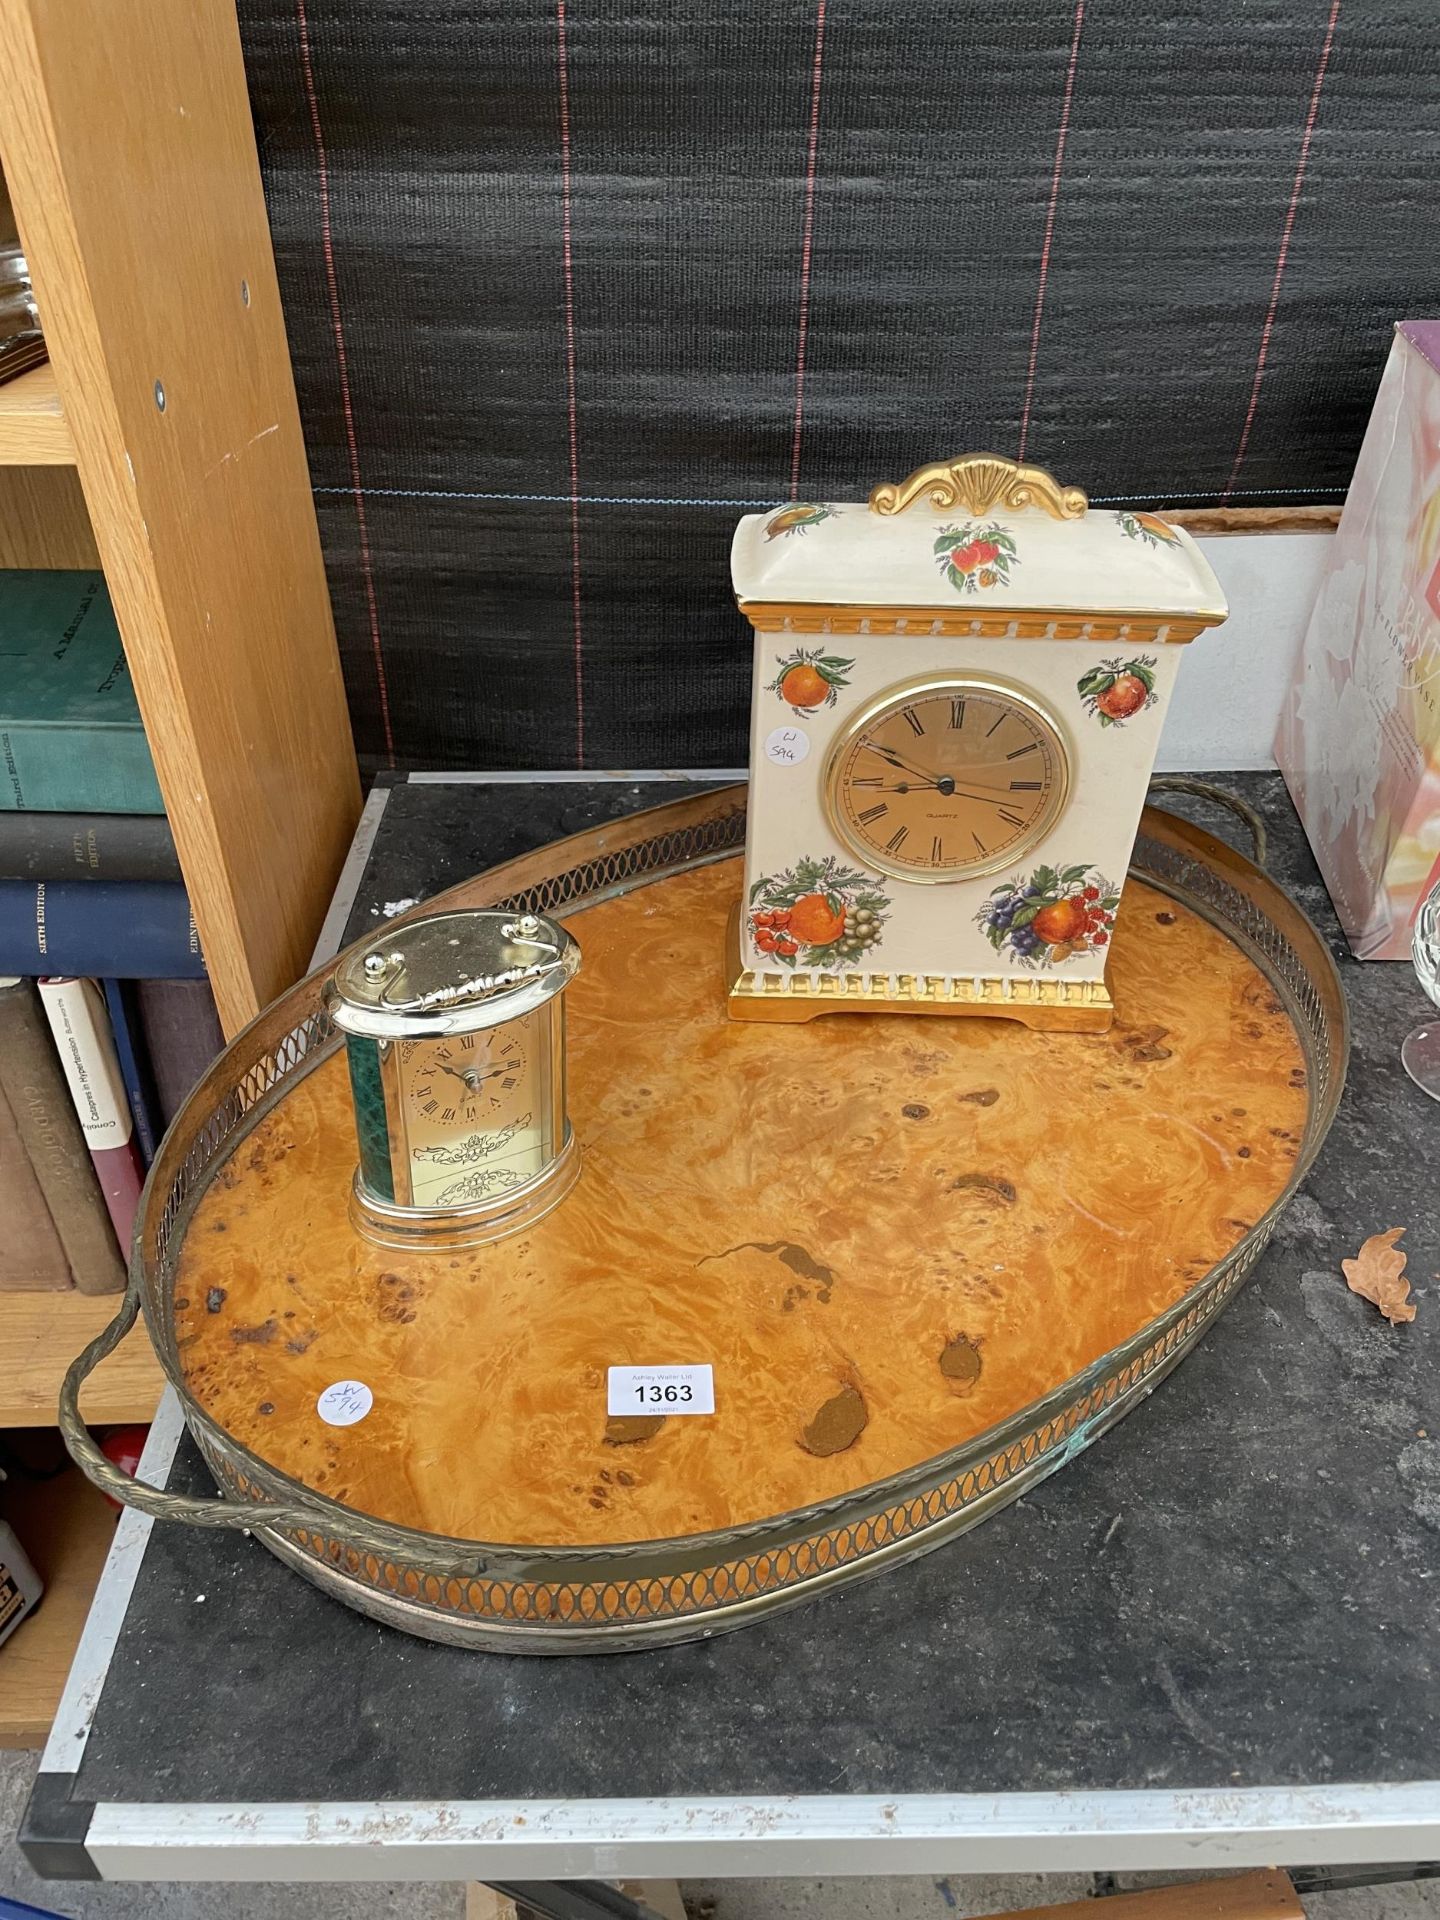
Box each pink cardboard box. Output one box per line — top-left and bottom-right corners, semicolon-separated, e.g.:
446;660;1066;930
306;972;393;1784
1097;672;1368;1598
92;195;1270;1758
1276;320;1440;959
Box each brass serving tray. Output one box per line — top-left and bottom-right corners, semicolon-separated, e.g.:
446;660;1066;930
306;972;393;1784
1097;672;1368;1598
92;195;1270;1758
62;788;1347;1653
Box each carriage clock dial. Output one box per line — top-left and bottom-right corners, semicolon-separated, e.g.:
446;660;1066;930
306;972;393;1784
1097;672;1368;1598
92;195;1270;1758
826;675;1070;883
402;1019;539;1209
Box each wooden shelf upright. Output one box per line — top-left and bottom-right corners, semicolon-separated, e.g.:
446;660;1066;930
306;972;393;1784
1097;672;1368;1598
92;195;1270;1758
0;0;362;1744
0;0;362;1036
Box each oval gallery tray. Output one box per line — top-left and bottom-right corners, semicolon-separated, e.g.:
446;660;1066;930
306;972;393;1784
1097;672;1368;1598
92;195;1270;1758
86;790;1346;1652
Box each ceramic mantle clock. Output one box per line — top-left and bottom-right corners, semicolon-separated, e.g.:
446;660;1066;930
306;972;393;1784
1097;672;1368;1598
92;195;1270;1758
726;453;1227;1030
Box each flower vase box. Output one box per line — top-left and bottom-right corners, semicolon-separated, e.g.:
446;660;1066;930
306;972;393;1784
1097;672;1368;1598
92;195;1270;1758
1275;320;1440;959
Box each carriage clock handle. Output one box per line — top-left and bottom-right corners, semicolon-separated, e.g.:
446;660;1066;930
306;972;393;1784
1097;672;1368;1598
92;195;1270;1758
57;1279;498;1580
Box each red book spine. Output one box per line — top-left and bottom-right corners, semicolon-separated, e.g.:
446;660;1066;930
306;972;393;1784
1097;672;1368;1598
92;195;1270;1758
36;976;144;1260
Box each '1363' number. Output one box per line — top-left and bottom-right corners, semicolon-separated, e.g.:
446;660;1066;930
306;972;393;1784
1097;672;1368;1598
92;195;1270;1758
634;1383;693;1404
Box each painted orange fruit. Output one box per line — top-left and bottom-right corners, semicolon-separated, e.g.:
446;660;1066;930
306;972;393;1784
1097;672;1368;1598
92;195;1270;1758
788;893;846;945
1032;898;1088;946
1096;673;1149;719
780;663;830;709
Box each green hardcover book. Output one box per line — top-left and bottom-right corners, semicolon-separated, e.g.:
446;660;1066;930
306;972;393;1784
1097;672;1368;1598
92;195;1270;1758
0;571;164;813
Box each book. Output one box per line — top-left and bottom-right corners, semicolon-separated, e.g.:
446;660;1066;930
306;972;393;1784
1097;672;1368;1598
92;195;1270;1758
0;976;125;1293
0;879;204;978
36;976;145;1262
1277;321;1440;957
102;978;161;1166
0;1060;71;1290
0;810;181;884
0;1515;44;1651
0;331;46;383
0;572;164;814
136;977;225;1125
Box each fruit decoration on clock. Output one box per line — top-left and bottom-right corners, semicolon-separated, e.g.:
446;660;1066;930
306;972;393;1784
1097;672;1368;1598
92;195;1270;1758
726;452;1227;1030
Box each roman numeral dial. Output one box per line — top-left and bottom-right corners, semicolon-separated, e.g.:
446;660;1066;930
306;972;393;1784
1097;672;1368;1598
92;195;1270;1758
400;1016;545;1208
404;1025;531;1135
826;677;1069;882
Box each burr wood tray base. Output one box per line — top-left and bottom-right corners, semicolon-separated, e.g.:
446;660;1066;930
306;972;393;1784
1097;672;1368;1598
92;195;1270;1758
93;789;1346;1653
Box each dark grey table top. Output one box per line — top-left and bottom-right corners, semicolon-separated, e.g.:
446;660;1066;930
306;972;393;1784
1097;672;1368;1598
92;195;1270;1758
23;772;1440;1877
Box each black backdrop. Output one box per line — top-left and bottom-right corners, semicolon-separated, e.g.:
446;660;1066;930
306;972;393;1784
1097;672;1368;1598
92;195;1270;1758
235;0;1440;774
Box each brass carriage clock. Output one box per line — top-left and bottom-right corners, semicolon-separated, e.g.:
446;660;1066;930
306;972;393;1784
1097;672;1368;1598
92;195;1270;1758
728;453;1228;1031
326;909;581;1251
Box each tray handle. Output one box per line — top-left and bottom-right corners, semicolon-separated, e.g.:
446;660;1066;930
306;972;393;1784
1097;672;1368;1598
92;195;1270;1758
1147;776;1267;869
59;1282;491;1580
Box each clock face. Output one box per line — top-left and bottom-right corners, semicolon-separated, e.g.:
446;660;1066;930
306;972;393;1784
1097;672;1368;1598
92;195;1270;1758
826;675;1069;882
400;1016;544;1208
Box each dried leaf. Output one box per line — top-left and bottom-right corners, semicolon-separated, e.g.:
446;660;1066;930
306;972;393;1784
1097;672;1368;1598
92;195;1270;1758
1341;1227;1417;1325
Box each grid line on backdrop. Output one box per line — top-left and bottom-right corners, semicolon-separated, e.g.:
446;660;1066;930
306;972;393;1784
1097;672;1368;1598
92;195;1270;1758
1222;0;1345;501
234;0;1440;773
1017;0;1087;461
788;0;828;502
555;0;587;766
293;0;395;766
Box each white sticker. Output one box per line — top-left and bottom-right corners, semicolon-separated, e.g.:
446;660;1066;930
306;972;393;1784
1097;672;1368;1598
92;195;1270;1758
607;1364;715;1416
317;1379;373;1427
764;724;811;767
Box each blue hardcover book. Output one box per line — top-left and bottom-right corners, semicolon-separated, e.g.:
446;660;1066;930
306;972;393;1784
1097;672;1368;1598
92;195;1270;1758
0;881;205;978
102;977;162;1167
0;572;165;813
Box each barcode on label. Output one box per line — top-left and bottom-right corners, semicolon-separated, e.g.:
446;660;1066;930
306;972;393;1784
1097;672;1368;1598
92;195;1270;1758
607;1364;715;1416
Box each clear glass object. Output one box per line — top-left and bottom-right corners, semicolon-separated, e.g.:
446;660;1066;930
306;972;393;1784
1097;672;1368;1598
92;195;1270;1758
1402;877;1440;1098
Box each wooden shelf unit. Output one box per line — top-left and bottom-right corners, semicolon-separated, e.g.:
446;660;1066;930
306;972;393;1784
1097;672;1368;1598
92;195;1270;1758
0;0;363;1037
0;1291;162;1429
0;1;364;1747
0;358;73;463
0;1459;119;1749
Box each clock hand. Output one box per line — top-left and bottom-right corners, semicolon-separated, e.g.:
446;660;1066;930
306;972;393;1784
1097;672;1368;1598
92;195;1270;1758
868;744;1008;801
434;1061;475;1086
435;1061;512;1093
869;779;1034;809
942;777;1020;797
868;745;1033;801
869;744;943;784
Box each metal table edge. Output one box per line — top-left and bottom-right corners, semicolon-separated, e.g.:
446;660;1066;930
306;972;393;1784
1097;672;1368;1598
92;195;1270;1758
54;1783;1440;1884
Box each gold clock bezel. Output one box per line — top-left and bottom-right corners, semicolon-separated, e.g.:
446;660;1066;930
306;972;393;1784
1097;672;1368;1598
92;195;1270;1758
822;671;1072;884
